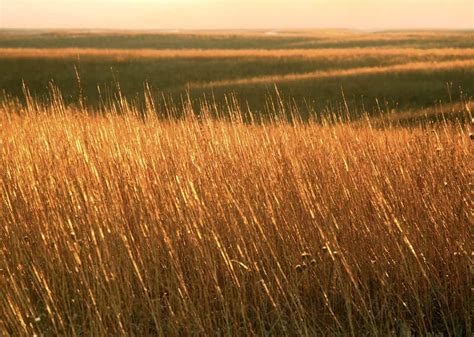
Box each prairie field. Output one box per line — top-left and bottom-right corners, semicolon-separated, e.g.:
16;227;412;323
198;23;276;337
0;29;473;336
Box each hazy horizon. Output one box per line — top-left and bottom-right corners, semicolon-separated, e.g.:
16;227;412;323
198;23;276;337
1;0;473;31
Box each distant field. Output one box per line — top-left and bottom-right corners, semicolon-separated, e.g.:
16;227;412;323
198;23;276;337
1;30;473;49
0;30;473;118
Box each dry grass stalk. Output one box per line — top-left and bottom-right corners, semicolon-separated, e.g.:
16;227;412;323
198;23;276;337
0;95;472;336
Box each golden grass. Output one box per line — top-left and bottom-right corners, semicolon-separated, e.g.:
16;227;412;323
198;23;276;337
0;97;472;336
1;47;474;60
189;59;474;89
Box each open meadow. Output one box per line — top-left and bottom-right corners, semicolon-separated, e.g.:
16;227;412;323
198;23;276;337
0;30;473;116
0;30;473;336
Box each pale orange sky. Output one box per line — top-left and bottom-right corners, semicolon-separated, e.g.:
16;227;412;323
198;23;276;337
1;0;473;30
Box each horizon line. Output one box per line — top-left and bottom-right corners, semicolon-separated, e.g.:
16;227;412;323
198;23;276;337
1;27;473;32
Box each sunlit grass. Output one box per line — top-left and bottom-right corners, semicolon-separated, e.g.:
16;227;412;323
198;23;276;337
0;93;472;336
1;47;474;60
188;59;474;89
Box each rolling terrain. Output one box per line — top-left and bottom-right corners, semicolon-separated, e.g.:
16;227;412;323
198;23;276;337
0;30;473;117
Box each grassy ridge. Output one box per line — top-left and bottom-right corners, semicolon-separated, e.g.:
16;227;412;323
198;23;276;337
189;59;474;88
1;98;472;336
3;47;474;59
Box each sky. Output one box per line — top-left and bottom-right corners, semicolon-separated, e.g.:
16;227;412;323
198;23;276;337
1;0;473;30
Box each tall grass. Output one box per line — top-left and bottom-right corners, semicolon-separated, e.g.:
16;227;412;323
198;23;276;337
0;94;472;336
